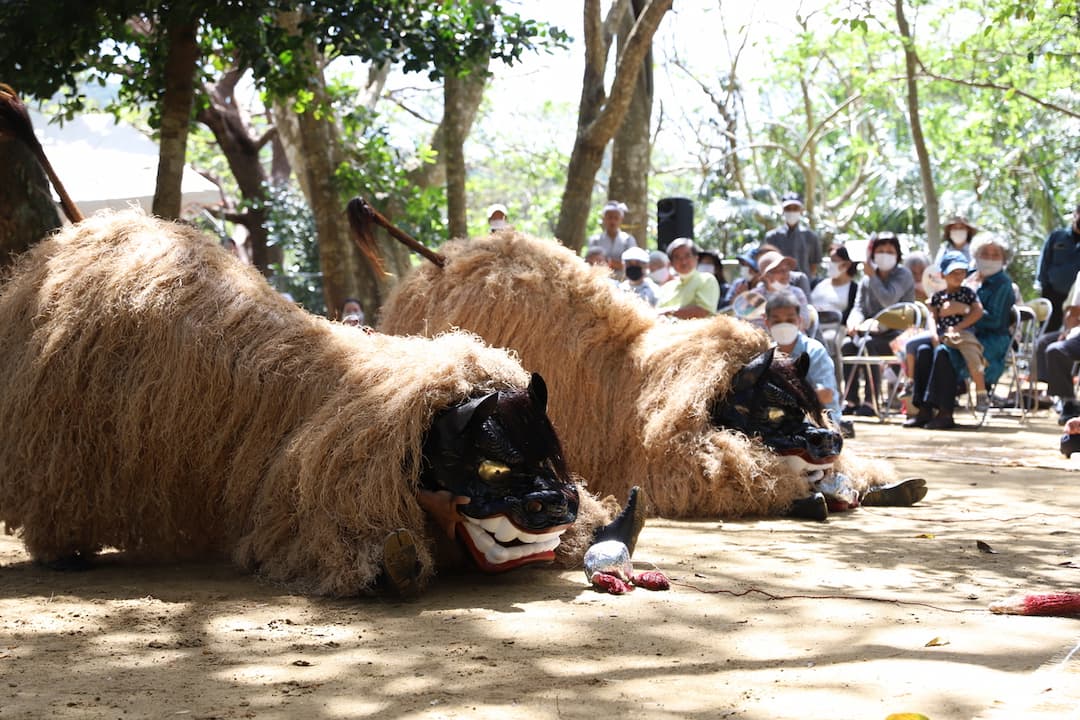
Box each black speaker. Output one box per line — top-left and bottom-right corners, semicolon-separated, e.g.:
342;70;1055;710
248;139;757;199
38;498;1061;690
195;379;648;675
656;197;693;252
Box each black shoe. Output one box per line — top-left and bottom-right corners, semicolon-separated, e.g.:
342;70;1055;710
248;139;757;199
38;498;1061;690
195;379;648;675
925;414;956;430
853;404;877;417
788;492;828;522
381;528;421;600
839;420;855;439
1058;399;1080;425
861;477;928;506
903;409;932;428
1062;433;1080;458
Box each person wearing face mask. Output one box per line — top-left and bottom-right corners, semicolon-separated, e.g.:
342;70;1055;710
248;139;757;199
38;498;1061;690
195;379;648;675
840;232;916;416
763;192;822;278
749;250;810;328
810;245;860;323
932;214;977;271
486;203;510;233
617;246;660;307
648;250;672;285
719;248;761;310
764;291;844;430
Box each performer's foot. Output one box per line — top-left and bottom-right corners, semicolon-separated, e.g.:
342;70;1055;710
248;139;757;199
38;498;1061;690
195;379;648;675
903;407;932;428
381;529;421;600
788;492;828;521
592;486;647;556
861;477;927;507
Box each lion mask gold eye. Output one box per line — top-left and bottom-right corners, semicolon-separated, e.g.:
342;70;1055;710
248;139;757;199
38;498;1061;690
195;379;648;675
767;407;786;423
478;460;512;482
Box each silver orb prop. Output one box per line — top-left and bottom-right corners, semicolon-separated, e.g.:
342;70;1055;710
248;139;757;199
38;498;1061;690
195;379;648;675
583;540;632;582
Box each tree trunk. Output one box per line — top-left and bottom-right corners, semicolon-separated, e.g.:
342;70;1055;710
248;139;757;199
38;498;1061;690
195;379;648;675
196;68;277;274
555;0;671;251
0;137;62;268
895;0;940;252
443;72;471;240
152;19;199;219
608;0;654;246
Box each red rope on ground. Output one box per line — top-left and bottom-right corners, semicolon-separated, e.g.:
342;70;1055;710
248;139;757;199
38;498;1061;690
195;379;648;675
669;580;987;613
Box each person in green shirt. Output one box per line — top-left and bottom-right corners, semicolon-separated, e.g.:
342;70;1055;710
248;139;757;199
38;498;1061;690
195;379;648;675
657;238;720;319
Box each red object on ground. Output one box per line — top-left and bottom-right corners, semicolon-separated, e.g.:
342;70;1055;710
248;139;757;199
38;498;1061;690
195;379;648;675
632;571;671;590
592;572;634;594
989;591;1080;616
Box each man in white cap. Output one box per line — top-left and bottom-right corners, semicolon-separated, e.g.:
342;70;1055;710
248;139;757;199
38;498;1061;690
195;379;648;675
617;246;659;307
588;200;637;275
764;191;822;279
656;238;720;318
486;203;509;232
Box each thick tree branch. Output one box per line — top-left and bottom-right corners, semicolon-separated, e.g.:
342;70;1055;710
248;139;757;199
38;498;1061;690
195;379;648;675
916;62;1080;120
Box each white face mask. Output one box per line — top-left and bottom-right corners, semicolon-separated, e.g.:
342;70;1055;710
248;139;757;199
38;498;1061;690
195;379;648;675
949;228;968;246
827;261;843;279
976;258;1004;276
767;280;789;292
769;322;800;346
650;268;670;284
873;253;897;271
783;211;802;226
739;265;751;280
489;219;508;231
697;262;715;275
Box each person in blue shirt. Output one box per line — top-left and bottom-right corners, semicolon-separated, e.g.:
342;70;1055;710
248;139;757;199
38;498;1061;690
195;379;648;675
764;290;848;435
1036;203;1080;332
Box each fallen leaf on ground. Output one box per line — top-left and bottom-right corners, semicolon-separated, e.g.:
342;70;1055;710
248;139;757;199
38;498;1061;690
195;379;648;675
915;533;935;539
924;637;950;647
976;540;998;554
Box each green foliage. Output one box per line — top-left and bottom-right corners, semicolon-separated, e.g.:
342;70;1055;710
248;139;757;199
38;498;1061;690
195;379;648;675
261;182;325;315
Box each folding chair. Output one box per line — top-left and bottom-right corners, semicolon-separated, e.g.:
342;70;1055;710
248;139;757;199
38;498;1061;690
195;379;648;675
970;304;1036;426
842;302;931;421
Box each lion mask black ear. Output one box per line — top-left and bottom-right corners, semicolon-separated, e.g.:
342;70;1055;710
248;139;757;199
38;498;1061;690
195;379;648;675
731;347;775;392
436;392;500;438
793;351;811;379
527;372;547;413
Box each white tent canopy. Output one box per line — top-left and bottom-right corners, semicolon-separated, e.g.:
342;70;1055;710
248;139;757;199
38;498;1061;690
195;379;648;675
30;109;222;216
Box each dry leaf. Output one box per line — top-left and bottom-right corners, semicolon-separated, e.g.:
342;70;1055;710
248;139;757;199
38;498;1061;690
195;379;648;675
885;715;931;720
976;540;998;554
924;637;950;647
915;533;935;539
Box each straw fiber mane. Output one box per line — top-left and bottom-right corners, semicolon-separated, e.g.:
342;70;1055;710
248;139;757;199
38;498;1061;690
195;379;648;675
0;212;613;595
378;231;893;518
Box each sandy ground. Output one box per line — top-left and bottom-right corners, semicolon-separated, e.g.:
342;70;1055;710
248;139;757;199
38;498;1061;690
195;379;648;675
1;411;1078;720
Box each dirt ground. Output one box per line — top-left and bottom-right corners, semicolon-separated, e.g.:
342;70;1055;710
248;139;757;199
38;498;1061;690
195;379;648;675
2;411;1078;720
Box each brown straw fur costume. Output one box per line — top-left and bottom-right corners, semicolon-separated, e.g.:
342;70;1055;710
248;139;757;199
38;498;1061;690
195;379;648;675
0;212;612;596
378;231;894;518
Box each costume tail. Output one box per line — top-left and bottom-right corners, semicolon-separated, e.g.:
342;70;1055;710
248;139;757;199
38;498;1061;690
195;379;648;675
0;83;83;223
346;196;445;270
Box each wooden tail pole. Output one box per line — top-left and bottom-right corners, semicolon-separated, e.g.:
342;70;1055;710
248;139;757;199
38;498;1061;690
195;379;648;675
0;83;84;224
346;197;446;270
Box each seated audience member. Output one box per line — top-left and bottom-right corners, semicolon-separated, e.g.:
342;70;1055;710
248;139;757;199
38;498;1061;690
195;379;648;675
657;238;721;319
720;248;761;309
649;249;672;285
340;297;364;323
841;231;916;416
486;203;510;232
697;249;728;305
764;290;847;435
760;242;812;298
1035;267;1080;424
588;200;637;277
904;251;932;303
585;246;609;267
618;247;660;307
924;254;989;420
905;238;1015;428
932;214;977;270
810;245;859;323
751;250;810;327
